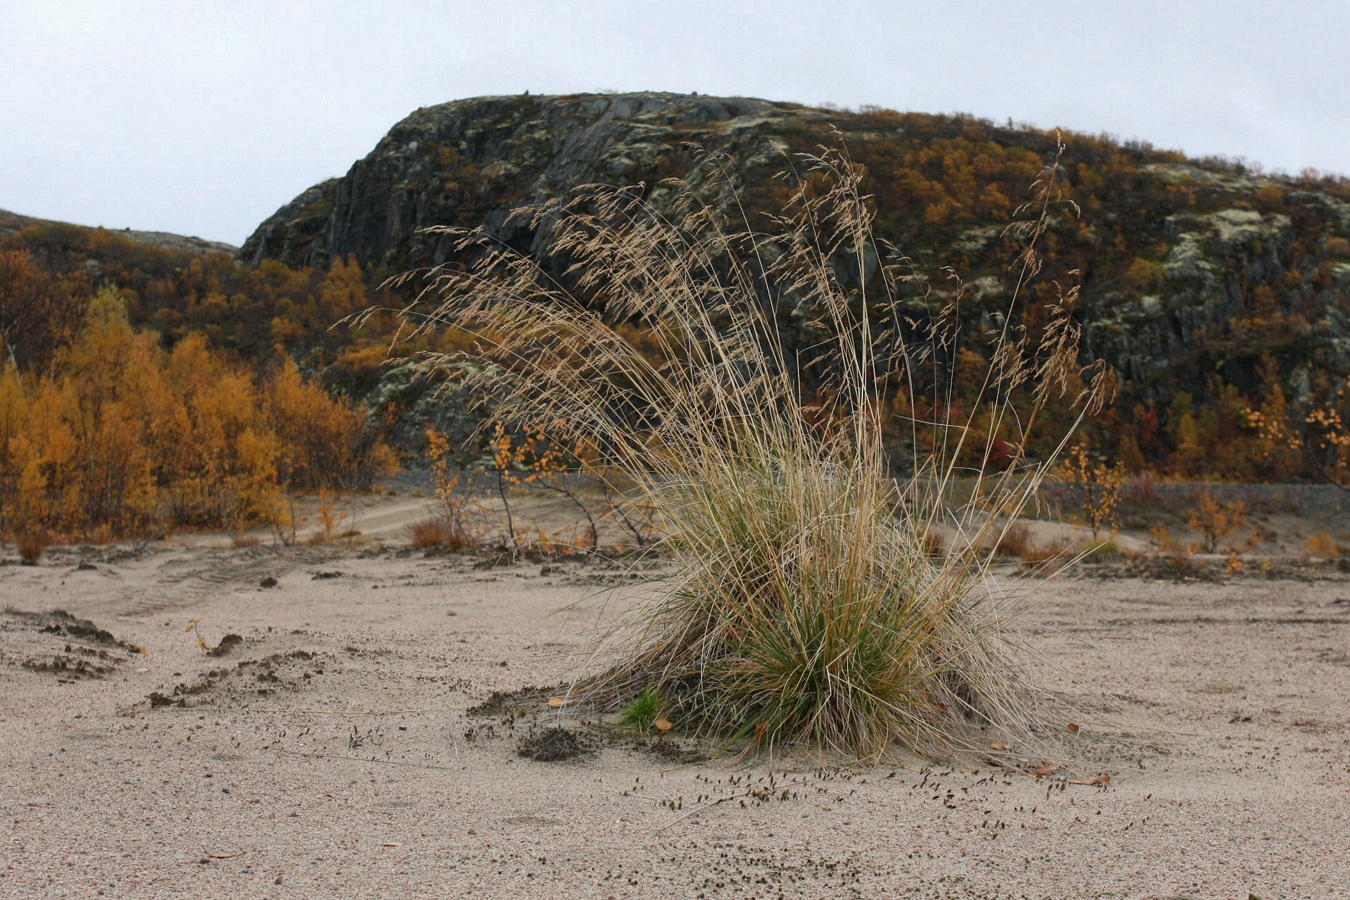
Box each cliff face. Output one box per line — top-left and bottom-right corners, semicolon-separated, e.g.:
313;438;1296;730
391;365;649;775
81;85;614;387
239;93;1350;402
238;93;803;271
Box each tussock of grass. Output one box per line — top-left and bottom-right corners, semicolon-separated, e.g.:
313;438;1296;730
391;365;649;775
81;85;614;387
16;532;49;565
409;516;470;551
380;143;1112;761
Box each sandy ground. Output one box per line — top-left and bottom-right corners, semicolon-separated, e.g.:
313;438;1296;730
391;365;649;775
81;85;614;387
1;499;1349;898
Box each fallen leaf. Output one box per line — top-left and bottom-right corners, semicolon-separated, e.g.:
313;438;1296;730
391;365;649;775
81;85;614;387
989;742;1008;751
1066;723;1080;733
381;842;403;847
207;851;234;859
653;717;673;733
135;667;150;673
547;697;570;708
1069;775;1111;786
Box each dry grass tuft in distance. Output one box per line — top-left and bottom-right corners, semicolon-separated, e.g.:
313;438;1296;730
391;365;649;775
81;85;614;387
377;142;1113;761
993;522;1034;558
409;516;470;551
16;532;49;565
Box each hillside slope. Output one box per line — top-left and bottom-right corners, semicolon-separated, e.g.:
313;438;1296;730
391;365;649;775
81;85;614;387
240;93;1350;416
1;207;237;256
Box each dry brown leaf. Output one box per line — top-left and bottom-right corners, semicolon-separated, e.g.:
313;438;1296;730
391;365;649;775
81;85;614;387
135;667;150;673
381;842;403;847
547;697;570;708
653;716;673;733
1069;775;1110;786
1066;722;1081;733
207;852;234;859
989;742;1008;751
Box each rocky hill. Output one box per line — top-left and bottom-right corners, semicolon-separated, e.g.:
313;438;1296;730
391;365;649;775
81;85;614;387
238;93;803;271
239;93;1350;420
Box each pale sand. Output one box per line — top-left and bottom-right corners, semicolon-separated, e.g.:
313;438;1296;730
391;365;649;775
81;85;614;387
1;529;1348;898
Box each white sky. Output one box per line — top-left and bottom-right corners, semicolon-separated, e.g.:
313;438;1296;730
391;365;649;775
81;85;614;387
3;0;1347;246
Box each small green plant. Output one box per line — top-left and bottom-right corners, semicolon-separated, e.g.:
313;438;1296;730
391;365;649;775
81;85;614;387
618;685;665;732
1082;538;1120;559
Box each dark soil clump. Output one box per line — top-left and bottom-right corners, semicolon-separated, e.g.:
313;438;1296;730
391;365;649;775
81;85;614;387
207;634;244;657
29;610;141;653
468;684;557;718
518;727;594;762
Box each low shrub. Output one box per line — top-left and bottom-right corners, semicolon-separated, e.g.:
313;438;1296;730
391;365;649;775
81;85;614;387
994;522;1034;558
16;532;49;565
1305;531;1340;559
393;143;1112;760
409;516;470;551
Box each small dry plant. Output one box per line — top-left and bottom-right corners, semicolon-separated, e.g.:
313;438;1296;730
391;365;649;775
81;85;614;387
1057;446;1125;540
1305;531;1339;559
16;531;49;565
993;522;1034;558
1186;489;1248;553
307;487;351;545
1149;524;1192;564
379;142;1112;760
415;428;475;550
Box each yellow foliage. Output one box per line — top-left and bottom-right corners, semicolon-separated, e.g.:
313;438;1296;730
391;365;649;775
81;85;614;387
1185;490;1247;554
268;358;396;492
1305;532;1339;559
0;289;394;543
1057;445;1125;539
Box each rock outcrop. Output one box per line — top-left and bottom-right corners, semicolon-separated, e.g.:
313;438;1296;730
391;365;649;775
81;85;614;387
238;93;805;271
239;93;1350;402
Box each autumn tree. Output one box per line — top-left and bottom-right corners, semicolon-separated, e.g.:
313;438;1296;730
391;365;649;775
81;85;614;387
1057;445;1125;540
156;332;282;529
0;249;84;373
267;358;395;492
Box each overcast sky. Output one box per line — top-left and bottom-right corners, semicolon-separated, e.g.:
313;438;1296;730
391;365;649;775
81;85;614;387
3;0;1347;247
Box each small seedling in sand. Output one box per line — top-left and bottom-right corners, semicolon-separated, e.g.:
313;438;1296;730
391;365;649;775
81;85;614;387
618;686;665;732
311;487;349;544
184;619;212;653
1058;446;1125;540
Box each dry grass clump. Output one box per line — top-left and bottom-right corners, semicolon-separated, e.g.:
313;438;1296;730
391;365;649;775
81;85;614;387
383;143;1112;760
409;515;471;551
16;532;49;565
1305;531;1340;559
993;522;1034;558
